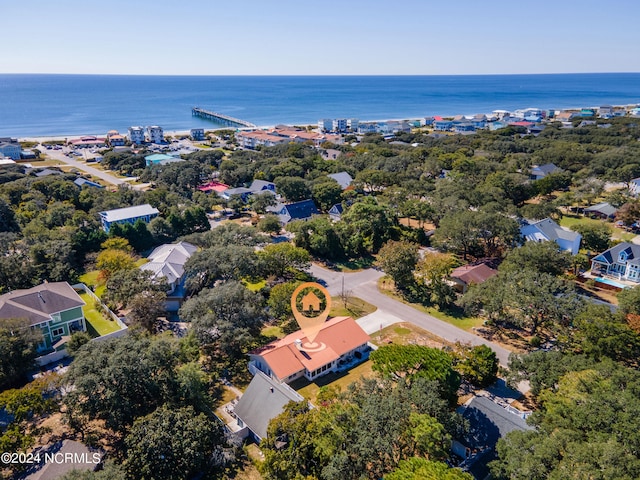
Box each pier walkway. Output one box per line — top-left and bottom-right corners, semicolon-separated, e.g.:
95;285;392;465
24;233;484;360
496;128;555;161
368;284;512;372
192;107;256;128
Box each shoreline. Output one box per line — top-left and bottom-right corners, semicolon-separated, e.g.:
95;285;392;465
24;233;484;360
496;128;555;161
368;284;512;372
15;102;640;143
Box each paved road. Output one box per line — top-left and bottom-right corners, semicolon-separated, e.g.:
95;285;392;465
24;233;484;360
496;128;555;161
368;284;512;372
42;147;127;186
310;264;514;366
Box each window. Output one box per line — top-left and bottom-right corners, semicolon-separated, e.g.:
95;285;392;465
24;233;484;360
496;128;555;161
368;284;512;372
52;327;64;337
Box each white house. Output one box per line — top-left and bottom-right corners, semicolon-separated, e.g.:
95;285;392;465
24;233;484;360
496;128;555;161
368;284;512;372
318;119;333;133
520;217;582;255
140;241;198;311
128;126;145;144
99;204;160;233
146;126;164;144
332;119;347;133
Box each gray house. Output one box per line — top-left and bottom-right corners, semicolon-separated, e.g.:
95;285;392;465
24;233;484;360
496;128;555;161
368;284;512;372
233;371;304;442
530;163;562;180
454;396;534;479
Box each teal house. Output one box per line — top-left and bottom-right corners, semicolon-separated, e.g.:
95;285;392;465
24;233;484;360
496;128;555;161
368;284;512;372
145;153;184;166
0;282;86;353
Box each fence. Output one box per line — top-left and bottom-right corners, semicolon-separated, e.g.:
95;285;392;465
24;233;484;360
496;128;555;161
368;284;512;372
73;283;128;329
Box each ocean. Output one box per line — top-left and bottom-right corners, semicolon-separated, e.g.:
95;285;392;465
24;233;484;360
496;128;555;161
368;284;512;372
0;73;639;137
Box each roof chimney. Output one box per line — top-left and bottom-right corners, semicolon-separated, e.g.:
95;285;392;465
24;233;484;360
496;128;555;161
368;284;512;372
270;387;274;393
294;339;303;350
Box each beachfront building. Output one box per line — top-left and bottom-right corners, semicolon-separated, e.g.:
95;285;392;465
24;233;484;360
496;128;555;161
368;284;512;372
236;130;289;149
99;204;160;233
433;120;453;131
146;126;164;144
107;130;126;146
248;316;370;384
318;119;333;133
347;118;359;131
332;119;347;133
0;141;21;160
591;243;640;283
520;217;582;255
0;282;86;353
128;126;145;144
190;128;205;141
68;136;107;148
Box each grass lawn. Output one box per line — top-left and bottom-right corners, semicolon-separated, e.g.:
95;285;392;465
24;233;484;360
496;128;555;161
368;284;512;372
370;322;453;348
261;324;285;339
559;214;636;242
78;270;100;287
80;292;121;337
378;277;484;331
329;296;377;319
291;360;374;404
245;279;267;292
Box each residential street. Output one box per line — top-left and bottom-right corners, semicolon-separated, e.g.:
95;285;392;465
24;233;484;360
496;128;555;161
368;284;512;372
41;146;127;186
310;264;514;366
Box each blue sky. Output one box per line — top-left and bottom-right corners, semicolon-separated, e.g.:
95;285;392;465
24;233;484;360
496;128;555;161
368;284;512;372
2;0;639;75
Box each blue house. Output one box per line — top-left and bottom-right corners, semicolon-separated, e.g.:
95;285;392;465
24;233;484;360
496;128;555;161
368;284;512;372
267;199;320;225
433;120;453;131
145;153;184;167
99;204;160;233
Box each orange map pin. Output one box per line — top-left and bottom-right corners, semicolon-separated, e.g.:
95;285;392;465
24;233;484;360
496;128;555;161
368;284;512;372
290;282;332;347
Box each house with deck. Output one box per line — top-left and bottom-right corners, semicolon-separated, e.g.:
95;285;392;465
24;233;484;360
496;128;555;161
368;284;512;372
0;282;86;353
591;242;640;283
249;316;370;384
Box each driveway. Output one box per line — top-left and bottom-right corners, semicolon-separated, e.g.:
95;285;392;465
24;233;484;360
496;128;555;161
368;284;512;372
310;264;514;367
42;146;127;186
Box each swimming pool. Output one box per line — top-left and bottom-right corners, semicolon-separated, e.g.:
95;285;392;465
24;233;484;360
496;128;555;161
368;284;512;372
594;277;632;289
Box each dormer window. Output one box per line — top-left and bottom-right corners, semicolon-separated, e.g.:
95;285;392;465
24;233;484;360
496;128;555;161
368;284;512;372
619;251;629;263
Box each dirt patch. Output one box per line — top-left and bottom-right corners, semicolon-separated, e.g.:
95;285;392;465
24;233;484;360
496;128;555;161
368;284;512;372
371;322;454;349
398;217;436;231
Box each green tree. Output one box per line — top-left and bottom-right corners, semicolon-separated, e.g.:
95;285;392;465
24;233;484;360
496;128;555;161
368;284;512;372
64;335;188;435
274;176;311;202
184;245;257;293
127;290;167;333
250;191;277;214
257;214;281;235
312;179;343;212
179;281;266;376
570;222;611;253
257;242;311;279
339;199;395;255
66;331;91;356
376;240;420;289
616;284;640;316
124;405;225;480
432;211;478;260
371;345;460;402
267;281;300;320
96;248;136;281
387;458;473;480
499;240;572;277
0;318;42;390
455;344;499;388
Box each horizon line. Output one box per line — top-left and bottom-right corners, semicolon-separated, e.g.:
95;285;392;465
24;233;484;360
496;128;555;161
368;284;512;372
1;71;640;77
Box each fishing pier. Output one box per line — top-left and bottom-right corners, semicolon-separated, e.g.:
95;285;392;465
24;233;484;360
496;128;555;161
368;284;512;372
192;107;256;128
